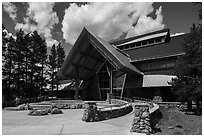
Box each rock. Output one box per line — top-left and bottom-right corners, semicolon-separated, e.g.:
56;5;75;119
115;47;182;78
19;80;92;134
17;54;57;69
134;109;141;116
135;129;142;133
144;121;150;126
133;117;140;123
142;129;150;134
145;118;150;121
29;110;48;116
139;121;144;125
51;108;62;114
141;112;149;118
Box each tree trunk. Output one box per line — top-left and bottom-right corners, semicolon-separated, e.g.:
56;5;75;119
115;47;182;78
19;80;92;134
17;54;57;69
196;97;201;115
187;99;192;111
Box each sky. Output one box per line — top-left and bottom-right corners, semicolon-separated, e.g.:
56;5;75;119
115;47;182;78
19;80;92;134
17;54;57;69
2;2;201;55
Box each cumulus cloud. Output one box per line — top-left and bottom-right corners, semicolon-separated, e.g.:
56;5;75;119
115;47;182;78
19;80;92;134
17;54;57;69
2;2;17;22
62;2;165;44
15;2;59;47
170;32;185;37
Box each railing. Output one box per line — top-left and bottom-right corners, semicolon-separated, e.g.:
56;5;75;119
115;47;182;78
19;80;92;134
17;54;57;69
133;97;152;103
110;95;133;103
97;95;132;111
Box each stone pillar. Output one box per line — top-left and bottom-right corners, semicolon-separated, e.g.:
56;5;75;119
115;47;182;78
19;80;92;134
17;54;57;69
130;105;152;134
82;102;99;122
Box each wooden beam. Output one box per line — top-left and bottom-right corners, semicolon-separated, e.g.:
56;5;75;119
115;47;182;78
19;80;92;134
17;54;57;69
78;46;97;78
72;63;97;72
79;51;105;63
120;74;127;98
110;65;113;95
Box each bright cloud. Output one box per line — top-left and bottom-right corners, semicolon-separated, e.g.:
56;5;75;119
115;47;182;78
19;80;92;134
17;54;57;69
2;2;17;22
15;2;59;47
62;2;165;44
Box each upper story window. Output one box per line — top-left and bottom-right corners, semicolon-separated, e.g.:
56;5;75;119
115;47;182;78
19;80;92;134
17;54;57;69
117;37;164;51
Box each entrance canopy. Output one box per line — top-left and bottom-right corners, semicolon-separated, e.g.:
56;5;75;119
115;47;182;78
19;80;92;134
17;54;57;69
125;75;177;88
57;27;143;81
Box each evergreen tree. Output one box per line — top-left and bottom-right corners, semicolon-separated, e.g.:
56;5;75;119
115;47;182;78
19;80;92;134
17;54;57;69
3;36;16;100
171;24;202;112
56;42;66;70
56;42;66;91
2;24;8;61
14;29;25;97
48;44;57;94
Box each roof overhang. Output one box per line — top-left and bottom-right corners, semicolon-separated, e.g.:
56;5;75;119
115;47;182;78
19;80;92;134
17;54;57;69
125;74;177;88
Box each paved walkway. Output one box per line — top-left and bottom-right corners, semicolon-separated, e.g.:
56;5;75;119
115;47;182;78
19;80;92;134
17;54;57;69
2;109;144;135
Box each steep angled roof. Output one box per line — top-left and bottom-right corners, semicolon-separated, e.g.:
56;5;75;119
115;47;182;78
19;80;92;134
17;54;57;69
57;27;143;80
87;28;143;75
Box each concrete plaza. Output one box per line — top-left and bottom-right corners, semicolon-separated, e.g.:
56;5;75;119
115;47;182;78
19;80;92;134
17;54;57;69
2;109;143;135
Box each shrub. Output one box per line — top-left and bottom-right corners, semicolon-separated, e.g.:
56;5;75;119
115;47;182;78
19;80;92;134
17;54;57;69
28;110;48;116
51;108;62;114
16;104;26;110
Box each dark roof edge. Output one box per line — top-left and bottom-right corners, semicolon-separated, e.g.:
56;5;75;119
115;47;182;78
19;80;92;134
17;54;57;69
109;28;170;45
130;52;185;62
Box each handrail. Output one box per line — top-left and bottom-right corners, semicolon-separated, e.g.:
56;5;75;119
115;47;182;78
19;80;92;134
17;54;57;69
97;95;132;111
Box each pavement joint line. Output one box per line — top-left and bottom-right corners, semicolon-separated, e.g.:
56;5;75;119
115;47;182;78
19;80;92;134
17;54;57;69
59;124;64;135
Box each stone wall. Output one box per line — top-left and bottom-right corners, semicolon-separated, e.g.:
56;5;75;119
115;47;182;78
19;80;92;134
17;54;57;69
130;103;161;134
130;105;152;134
82;102;133;122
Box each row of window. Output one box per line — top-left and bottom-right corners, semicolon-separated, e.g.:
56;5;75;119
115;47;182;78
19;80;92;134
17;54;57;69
117;38;164;51
140;61;175;71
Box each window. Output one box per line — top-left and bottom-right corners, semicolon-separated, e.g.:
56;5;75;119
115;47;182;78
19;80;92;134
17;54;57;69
136;43;141;47
155;39;161;43
142;42;147;46
130;44;135;48
124;45;129;49
148;40;154;44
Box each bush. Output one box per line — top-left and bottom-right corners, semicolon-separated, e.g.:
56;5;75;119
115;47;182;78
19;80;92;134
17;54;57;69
77;103;83;109
51;108;62;114
28;110;35;115
16;104;26;110
28;110;48;116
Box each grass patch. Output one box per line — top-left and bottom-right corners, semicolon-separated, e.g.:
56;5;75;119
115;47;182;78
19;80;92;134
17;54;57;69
154;106;202;135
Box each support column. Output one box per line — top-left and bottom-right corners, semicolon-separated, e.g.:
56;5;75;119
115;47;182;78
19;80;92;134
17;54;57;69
110;65;113;95
74;68;80;100
106;65;113;104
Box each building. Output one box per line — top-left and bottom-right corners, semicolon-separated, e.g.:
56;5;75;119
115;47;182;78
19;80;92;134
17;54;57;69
57;27;186;101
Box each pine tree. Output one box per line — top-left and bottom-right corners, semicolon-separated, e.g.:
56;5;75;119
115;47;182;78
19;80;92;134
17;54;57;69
56;42;66;70
48;44;57;94
2;24;8;61
56;42;66;91
3;36;16;100
14;29;25;97
171;24;202;112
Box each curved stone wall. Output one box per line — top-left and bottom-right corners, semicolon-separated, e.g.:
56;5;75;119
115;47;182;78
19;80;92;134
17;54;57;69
82;100;133;122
